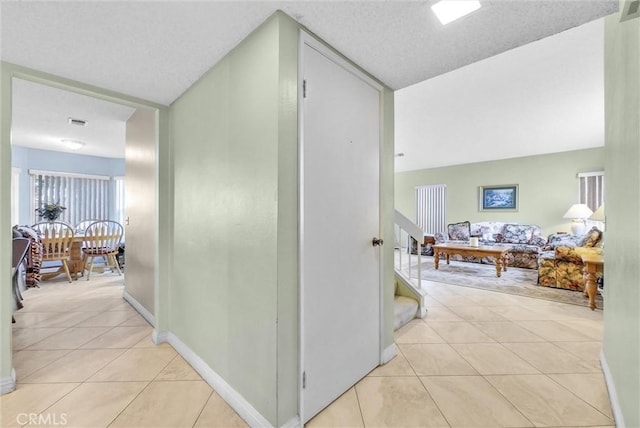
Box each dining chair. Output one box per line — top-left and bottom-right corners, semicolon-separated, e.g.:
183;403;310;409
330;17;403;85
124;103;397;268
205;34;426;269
74;219;101;234
31;221;75;283
81;220;124;280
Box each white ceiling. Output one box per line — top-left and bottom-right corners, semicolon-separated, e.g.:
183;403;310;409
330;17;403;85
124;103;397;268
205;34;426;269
395;17;606;172
11;79;136;158
1;1;617;162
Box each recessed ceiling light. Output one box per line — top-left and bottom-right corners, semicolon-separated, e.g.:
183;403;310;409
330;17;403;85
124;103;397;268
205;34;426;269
61;139;85;150
431;0;481;25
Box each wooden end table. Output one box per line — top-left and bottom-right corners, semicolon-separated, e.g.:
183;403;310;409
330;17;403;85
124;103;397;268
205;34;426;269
432;243;512;277
580;252;604;311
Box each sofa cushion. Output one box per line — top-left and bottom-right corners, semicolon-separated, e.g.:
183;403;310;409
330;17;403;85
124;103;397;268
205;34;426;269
579;227;603;248
507;244;541;255
543;233;582;250
501;224;534;244
447;221;471;240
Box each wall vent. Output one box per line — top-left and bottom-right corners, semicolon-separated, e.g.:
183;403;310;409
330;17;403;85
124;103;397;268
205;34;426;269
620;0;640;22
68;117;87;127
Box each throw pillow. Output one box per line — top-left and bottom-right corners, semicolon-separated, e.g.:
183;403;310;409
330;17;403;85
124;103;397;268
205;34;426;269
501;224;534;244
447;221;471;240
579;227;603;247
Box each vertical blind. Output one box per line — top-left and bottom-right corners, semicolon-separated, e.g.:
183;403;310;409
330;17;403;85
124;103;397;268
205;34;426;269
416;184;446;235
30;170;111;226
578;171;604;211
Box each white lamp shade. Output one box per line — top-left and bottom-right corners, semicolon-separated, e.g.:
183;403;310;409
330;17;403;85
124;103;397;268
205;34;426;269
563;204;593;220
590;204;605;221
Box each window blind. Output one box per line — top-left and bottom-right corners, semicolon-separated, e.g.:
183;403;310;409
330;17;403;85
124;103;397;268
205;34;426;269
416;184;446;235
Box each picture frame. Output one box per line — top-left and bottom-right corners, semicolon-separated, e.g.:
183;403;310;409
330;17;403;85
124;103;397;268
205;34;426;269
479;184;518;211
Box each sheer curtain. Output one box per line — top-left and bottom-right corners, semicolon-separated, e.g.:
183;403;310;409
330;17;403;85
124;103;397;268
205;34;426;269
30;170;111;226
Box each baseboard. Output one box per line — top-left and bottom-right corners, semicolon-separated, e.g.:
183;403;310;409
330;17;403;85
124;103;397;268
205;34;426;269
167;332;273;428
122;290;155;326
600;350;626;427
152;330;169;345
0;369;16;394
280;415;301;428
381;343;397;365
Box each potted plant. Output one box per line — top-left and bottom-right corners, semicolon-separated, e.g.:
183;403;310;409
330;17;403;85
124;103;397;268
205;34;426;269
35;202;66;222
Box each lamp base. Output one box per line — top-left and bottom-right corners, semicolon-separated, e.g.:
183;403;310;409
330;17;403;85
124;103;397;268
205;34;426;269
571;222;587;236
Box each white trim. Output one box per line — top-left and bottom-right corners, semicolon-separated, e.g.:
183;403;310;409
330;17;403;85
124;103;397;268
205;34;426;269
167;332;269;427
0;369;16;394
152;330;169;345
28;169;110;181
600;350;626;427
280;416;301;428
381;344;397;365
578;171;605;178
122;290;155;326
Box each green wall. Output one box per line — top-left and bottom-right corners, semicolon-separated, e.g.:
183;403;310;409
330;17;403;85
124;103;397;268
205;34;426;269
170;13;283;425
395;147;604;237
603;6;640;428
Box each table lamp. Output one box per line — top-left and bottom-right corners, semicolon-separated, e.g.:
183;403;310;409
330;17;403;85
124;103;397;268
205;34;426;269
563;204;593;235
590;204;605;222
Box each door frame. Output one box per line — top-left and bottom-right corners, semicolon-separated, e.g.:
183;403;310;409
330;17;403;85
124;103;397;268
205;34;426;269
1;64;168;394
297;30;385;423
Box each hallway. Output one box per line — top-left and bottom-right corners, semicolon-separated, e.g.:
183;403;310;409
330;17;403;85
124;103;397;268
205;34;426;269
3;273;613;427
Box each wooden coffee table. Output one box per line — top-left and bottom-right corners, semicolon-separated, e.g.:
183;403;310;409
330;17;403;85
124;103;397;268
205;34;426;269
432;243;512;277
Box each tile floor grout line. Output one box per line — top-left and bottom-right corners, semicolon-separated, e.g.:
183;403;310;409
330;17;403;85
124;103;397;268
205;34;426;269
544;372;615;423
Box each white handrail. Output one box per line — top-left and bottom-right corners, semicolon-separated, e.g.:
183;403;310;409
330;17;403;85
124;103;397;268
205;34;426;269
394;209;425;289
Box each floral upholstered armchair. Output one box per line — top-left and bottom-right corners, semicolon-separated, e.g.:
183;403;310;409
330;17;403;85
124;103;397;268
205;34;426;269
538;227;603;291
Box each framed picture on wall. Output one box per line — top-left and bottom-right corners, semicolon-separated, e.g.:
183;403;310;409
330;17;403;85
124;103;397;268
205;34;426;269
479;184;518;211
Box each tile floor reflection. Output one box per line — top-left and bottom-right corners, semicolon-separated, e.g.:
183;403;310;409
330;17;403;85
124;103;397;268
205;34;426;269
4;274;613;427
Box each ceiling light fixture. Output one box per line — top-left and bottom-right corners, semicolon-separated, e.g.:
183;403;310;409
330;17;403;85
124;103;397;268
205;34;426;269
68;117;87;127
61;139;85;150
431;0;482;25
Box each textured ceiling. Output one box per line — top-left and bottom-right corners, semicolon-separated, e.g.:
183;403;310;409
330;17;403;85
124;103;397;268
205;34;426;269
0;1;617;163
0;1;618;105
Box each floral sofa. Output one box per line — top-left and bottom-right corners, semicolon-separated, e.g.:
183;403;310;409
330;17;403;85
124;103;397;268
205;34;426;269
537;227;603;291
433;221;546;269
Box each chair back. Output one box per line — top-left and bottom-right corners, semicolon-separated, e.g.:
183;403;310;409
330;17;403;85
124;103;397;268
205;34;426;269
75;219;101;234
83;221;123;254
12;238;30;270
32;221;75;260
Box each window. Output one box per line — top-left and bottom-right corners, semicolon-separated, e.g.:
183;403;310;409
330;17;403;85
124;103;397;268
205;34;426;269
578;171;604;212
30;169;111;225
416;184;446;235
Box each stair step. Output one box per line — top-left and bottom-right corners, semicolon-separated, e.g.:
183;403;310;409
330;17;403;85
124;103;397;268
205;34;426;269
394;295;419;331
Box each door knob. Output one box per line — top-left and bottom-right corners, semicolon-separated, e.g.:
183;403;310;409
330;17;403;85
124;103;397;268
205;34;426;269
372;237;384;247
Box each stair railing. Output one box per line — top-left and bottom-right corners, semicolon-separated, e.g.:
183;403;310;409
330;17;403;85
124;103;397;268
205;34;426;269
394;209;424;289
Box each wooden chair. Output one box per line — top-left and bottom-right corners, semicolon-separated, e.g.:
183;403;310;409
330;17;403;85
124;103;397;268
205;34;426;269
32;221;75;283
81;220;124;280
12;237;30;322
74;219;101;234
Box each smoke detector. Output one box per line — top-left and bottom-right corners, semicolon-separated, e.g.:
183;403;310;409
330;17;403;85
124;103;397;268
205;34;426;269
68;117;87;127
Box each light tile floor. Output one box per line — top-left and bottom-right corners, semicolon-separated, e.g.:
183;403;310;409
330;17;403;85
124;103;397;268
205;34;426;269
4;274;613;427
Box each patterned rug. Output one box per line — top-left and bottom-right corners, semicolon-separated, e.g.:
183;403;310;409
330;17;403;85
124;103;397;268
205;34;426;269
412;256;602;308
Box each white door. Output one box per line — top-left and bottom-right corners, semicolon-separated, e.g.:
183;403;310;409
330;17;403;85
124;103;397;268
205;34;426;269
301;38;382;422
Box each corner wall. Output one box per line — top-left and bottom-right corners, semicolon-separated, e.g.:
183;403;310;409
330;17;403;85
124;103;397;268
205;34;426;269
395;148;604;236
602;5;640;427
170;13;285;425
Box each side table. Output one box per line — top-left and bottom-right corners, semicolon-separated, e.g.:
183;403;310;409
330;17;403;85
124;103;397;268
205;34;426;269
580;252;604;311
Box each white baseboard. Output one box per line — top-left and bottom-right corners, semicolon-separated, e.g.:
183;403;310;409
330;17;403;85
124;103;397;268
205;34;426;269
152;330;169;345
381;343;397;365
167;332;273;427
280;415;301;428
0;369;16;395
123;290;155;326
600;350;625;427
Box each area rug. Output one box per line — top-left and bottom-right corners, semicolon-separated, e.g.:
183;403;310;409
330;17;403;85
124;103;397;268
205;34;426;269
411;256;602;308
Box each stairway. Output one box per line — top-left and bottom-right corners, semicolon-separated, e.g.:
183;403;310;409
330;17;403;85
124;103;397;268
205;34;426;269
394;294;419;331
